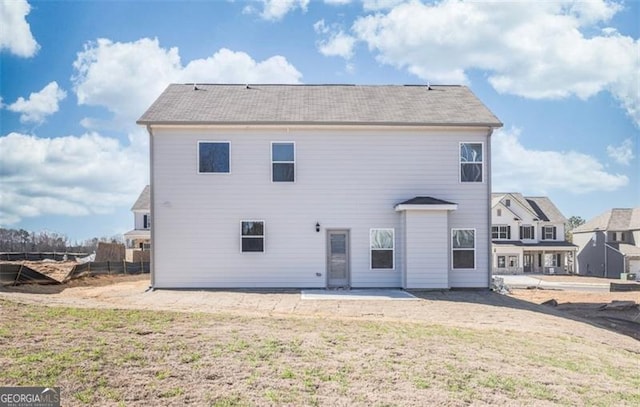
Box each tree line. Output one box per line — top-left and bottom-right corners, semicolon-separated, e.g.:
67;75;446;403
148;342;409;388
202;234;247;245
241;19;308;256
0;228;123;253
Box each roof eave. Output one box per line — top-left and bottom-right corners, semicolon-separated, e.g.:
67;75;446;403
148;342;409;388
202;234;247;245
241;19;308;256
137;120;503;128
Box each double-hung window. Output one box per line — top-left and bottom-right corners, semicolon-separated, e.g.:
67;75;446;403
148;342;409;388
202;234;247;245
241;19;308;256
542;226;556;240
143;214;151;229
241;221;264;252
199;142;230;173
370;228;394;269
452;229;475;269
460;143;483;183
272;142;295;182
491;225;510;240
519;225;534;240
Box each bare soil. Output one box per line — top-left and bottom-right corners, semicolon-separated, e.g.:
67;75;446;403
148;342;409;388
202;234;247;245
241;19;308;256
0;260;77;282
1;278;639;406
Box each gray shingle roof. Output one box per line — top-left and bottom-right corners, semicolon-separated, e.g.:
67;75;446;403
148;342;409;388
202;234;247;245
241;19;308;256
573;208;640;233
396;197;457;206
131;185;150;211
491;193;566;223
137;84;503;127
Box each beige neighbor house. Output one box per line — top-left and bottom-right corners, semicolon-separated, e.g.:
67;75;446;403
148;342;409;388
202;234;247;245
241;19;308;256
572;208;640;279
123;185;151;262
491;193;577;274
137;84;502;289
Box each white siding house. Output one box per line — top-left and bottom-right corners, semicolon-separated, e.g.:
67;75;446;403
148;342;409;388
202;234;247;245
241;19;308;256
137;84;502;289
491;193;577;274
123;185;151;262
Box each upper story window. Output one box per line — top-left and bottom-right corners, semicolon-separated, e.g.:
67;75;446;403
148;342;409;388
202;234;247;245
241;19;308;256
199;141;230;173
241;221;264;252
542;226;557;240
370;228;394;270
460;143;483;183
272;142;295;182
452;229;475;269
505;199;511;207
612;231;626;242
491;225;510;240
519;225;534;240
496;209;502;217
143;214;151;230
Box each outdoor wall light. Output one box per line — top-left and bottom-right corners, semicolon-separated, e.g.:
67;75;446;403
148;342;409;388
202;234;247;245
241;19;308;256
315;222;320;232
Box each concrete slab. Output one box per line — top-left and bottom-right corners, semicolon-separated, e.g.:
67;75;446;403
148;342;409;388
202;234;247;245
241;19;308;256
498;275;609;292
301;289;418;301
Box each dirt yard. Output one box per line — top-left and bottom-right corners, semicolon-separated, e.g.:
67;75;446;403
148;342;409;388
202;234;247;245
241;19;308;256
1;276;639;406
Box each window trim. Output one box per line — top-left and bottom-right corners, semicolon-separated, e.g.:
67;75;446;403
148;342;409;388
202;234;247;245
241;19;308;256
542;226;556;240
240;220;265;253
143;214;151;230
369;228;395;271
271;141;296;183
491;225;510;240
519;225;535;240
459;142;484;183
451;228;476;270
197;141;231;174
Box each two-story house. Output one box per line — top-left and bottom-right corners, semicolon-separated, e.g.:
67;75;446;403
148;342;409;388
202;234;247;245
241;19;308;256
123;185;151;262
572;208;640;279
137;84;502;289
491;193;576;274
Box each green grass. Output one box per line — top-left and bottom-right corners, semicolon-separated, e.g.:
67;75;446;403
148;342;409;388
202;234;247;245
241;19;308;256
0;298;639;406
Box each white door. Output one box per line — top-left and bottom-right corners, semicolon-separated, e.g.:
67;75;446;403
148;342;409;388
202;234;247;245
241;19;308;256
327;230;349;287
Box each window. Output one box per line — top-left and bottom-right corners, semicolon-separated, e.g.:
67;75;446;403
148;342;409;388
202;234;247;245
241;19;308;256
544;253;561;267
370;229;394;269
542;226;556;240
519;225;535;240
497;256;506;268
143;214;151;229
613;232;626;242
505;199;511;207
508;256;518;268
452;229;475;269
199;142;230;173
496;209;502;217
241;221;264;252
491;225;510;239
460;143;483;182
272;142;295;182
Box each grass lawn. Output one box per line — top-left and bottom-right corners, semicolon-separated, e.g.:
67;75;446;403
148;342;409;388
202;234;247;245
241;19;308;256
0;298;638;406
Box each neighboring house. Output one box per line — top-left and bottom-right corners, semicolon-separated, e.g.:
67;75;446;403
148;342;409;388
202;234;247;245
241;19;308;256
137;84;502;289
572;208;640;279
123;185;151;262
491;193;576;274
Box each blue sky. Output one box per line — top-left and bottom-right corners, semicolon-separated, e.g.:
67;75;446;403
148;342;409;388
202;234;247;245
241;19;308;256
1;0;638;242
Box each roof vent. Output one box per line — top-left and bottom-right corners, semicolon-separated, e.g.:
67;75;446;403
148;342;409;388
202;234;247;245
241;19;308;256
193;83;199;91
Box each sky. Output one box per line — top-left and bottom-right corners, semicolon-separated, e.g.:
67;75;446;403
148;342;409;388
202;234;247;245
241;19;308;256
0;0;638;242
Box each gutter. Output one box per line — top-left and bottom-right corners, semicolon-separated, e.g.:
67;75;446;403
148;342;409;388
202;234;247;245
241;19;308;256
146;125;155;290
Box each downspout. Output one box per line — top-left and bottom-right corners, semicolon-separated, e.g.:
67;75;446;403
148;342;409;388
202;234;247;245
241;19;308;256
486;127;494;288
147;125;155;290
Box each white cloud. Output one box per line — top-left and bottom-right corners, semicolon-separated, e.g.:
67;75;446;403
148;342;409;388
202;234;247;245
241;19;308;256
606;138;635;165
0;0;39;57
72;38;302;127
348;0;639;125
249;0;310;21
492;128;628;194
314;19;357;59
6;81;67;123
324;0;352;5
0;132;147;226
362;0;405;11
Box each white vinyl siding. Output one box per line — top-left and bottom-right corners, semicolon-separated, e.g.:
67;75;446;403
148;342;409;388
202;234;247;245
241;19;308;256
151;126;490;288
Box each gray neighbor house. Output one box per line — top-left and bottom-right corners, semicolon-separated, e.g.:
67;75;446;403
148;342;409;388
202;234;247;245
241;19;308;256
572;208;640;279
137;84;502;289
